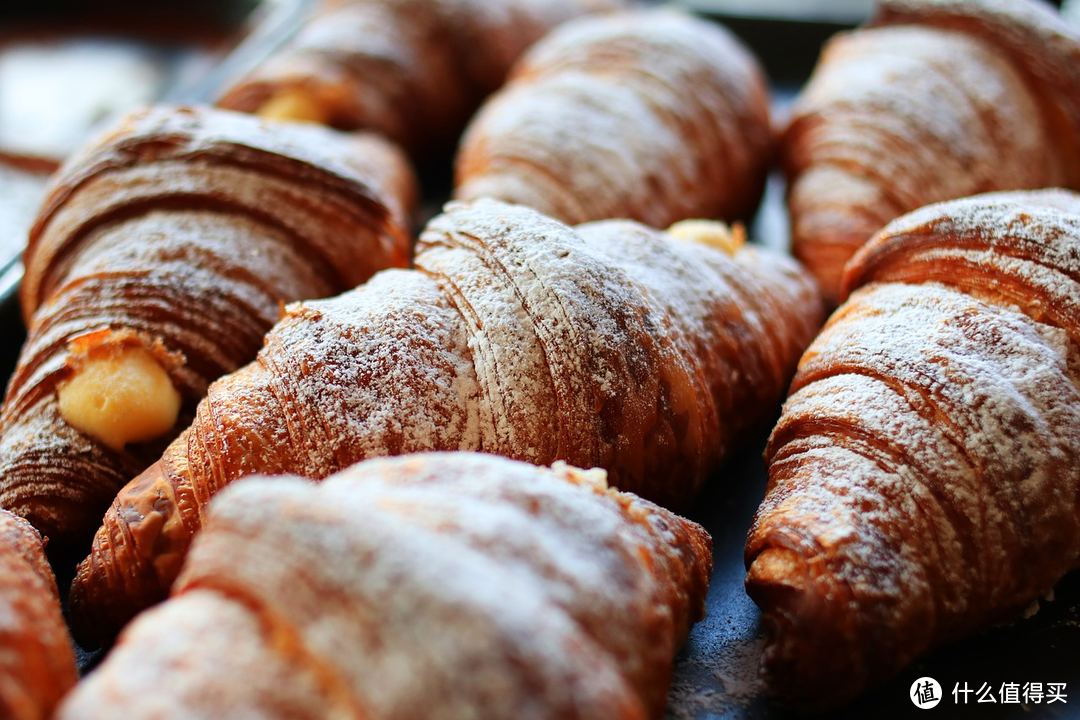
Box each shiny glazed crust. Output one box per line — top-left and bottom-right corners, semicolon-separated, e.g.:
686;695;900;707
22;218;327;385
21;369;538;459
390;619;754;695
217;0;628;155
0;105;416;547
57;453;713;719
69;198;824;647
746;189;1080;709
783;0;1080;302
453;9;772;227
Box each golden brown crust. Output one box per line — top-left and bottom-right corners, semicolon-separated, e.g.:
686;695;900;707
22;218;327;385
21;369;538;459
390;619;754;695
70;198;823;647
783;0;1080;303
842;188;1080;342
58;592;335;719
59;452;712;720
453;9;772;227
0;105;416;547
217;0;628;156
872;0;1080;166
746;189;1080;709
0;509;78;720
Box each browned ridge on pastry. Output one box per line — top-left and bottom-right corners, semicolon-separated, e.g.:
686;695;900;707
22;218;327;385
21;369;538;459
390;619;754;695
70;198;824;647
58;452;712;719
0;508;78;720
454;9;772;228
0;105;416;548
783;0;1080;303
745;189;1080;710
218;0;627;156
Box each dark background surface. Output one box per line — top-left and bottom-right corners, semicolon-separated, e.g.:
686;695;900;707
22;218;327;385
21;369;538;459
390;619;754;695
0;1;1079;718
0;0;259;29
670;429;1080;719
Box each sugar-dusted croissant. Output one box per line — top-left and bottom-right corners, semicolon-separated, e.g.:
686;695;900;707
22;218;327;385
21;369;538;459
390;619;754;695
745;189;1080;710
70;198;824;646
0;508;78;720
453;9;771;227
0;105;415;548
59;452;712;719
783;0;1080;302
217;0;627;156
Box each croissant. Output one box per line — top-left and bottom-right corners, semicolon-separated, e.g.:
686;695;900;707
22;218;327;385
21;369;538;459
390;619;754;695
745;188;1080;710
783;0;1080;302
217;0;627;156
69;198;824;647
0;105;415;548
0;508;77;720
59;452;712;719
453;9;772;227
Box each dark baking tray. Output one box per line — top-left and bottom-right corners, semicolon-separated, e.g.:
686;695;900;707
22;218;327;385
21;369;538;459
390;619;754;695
0;5;1077;719
672;424;1080;720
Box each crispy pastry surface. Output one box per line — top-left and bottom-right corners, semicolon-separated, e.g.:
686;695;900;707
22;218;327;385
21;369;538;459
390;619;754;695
783;0;1080;302
746;189;1080;709
70;198;823;646
58;452;712;719
0;509;78;720
0;105;416;547
453;9;772;227
218;0;627;156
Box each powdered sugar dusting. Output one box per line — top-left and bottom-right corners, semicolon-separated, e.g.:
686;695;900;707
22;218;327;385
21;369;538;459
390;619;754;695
785;0;1080;300
64;452;711;718
668;635;766;718
74;197;823;630
454;9;771;227
0;105;414;544
748;191;1080;708
219;0;627;153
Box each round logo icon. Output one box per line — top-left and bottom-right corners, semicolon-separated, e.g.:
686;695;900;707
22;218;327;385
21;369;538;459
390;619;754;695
911;677;943;709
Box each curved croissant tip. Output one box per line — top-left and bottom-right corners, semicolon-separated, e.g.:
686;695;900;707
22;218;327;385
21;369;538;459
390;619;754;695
745;546;869;711
745;547;814;644
68;460;187;648
666;219;746;255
